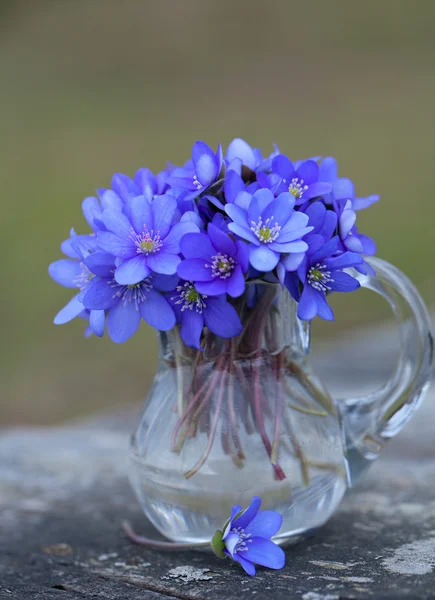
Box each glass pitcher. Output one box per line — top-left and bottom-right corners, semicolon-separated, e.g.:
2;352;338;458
129;256;433;544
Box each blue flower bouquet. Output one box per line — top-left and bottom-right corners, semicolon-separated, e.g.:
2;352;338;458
50;139;432;545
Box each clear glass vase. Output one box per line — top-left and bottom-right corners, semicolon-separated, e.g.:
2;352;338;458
129;257;433;544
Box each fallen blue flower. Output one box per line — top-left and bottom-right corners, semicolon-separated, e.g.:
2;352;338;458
211;496;285;576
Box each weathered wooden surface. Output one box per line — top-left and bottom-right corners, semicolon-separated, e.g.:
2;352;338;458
1;327;435;600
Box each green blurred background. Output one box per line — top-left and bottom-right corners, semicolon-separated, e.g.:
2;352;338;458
2;1;435;426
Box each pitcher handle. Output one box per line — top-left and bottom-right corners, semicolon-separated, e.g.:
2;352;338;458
340;256;433;461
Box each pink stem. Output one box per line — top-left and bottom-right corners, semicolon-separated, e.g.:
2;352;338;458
270;353;283;466
190;356;227;425
234;362;255;435
252;349;286;481
170;356;226;452
184;368;228;479
221;426;231;455
170;377;210;450
122;521;209;550
227;346;246;461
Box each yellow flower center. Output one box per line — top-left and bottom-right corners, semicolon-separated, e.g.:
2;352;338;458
250;216;281;243
310;269;323;281
258;226;274;242
140;239;155;252
186;288;199;303
287;177;308;199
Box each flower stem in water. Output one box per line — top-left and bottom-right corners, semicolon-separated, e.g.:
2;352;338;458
227;340;246;462
184;367;228;479
270;353;284;466
283;410;310;487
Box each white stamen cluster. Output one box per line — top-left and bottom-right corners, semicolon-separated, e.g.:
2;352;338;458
172;282;207;313
231;527;253;553
250;216;281;243
207;252;235;279
307;263;334;292
74;262;95;290
193;175;203;190
130;226;163;255
110;277;153;310
287;177;308;199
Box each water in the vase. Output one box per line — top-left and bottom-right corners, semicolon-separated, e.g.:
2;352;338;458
130;360;347;543
129;284;348;543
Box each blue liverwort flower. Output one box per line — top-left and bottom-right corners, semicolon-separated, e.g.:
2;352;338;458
304;200;338;242
223;169;246;204
168;282;242;349
97;194;198;284
319;156;380;211
226;137;259;172
211;497;285;576
82;171;152;234
81;253;178;343
275;201;337;285
49;230;105;337
134;167;170;200
337;200;377;256
226;137;280;174
82;187;126;234
225;188;313;273
109;172;141;203
167;140;224;197
286;237;363;321
81;166;170;236
271;155;332;205
177;223;249;297
207;167;254;213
